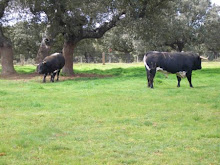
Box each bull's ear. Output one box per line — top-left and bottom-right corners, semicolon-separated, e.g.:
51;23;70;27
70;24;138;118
42;61;47;64
200;56;208;60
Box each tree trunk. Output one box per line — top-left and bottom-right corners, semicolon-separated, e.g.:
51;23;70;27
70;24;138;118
214;52;219;59
176;40;184;52
177;43;184;52
126;52;131;63
35;38;51;63
0;45;16;75
109;54;112;63
62;41;75;75
0;25;16;75
102;52;105;65
84;52;89;63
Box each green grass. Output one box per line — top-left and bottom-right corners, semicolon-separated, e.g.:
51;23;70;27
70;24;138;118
0;62;220;165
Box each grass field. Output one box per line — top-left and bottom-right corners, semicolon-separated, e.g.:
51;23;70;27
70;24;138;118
0;62;220;165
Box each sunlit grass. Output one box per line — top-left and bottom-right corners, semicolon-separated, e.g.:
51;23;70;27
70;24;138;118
0;62;219;164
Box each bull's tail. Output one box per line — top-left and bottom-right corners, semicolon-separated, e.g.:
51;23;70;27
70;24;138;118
143;53;150;70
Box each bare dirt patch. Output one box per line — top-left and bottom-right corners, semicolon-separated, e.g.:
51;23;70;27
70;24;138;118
0;73;112;81
0;73;39;80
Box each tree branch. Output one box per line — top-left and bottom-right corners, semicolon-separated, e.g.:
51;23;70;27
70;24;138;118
137;0;148;18
82;11;125;40
0;22;11;47
0;0;10;19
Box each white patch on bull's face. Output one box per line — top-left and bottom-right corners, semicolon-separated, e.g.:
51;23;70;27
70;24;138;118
176;71;187;78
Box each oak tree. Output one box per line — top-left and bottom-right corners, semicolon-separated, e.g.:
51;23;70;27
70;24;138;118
0;0;16;75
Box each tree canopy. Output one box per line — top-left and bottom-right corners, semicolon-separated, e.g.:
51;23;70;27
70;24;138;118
0;0;219;75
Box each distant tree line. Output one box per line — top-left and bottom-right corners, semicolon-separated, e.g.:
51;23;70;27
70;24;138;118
0;0;219;75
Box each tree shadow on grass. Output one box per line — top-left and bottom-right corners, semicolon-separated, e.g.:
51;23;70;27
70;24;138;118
0;67;145;80
0;66;219;83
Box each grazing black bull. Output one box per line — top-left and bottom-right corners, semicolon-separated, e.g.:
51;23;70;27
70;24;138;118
143;51;207;88
37;53;65;83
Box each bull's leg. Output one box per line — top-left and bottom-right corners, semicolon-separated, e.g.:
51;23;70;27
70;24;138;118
146;68;150;87
43;73;47;83
149;69;156;88
50;74;53;82
176;76;181;87
56;70;61;81
186;72;193;88
147;76;150;87
51;72;56;82
53;72;56;82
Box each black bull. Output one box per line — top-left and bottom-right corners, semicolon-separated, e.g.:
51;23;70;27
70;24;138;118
37;53;65;83
143;51;207;88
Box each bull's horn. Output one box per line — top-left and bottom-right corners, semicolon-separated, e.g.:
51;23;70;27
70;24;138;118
200;56;208;60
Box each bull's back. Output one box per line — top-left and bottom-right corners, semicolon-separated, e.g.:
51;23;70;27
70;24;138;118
145;52;195;73
44;53;65;71
55;54;65;68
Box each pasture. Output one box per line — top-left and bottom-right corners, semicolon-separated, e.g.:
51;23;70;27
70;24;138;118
0;62;219;165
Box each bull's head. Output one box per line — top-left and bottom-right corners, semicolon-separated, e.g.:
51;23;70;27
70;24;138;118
37;61;47;74
194;56;208;70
